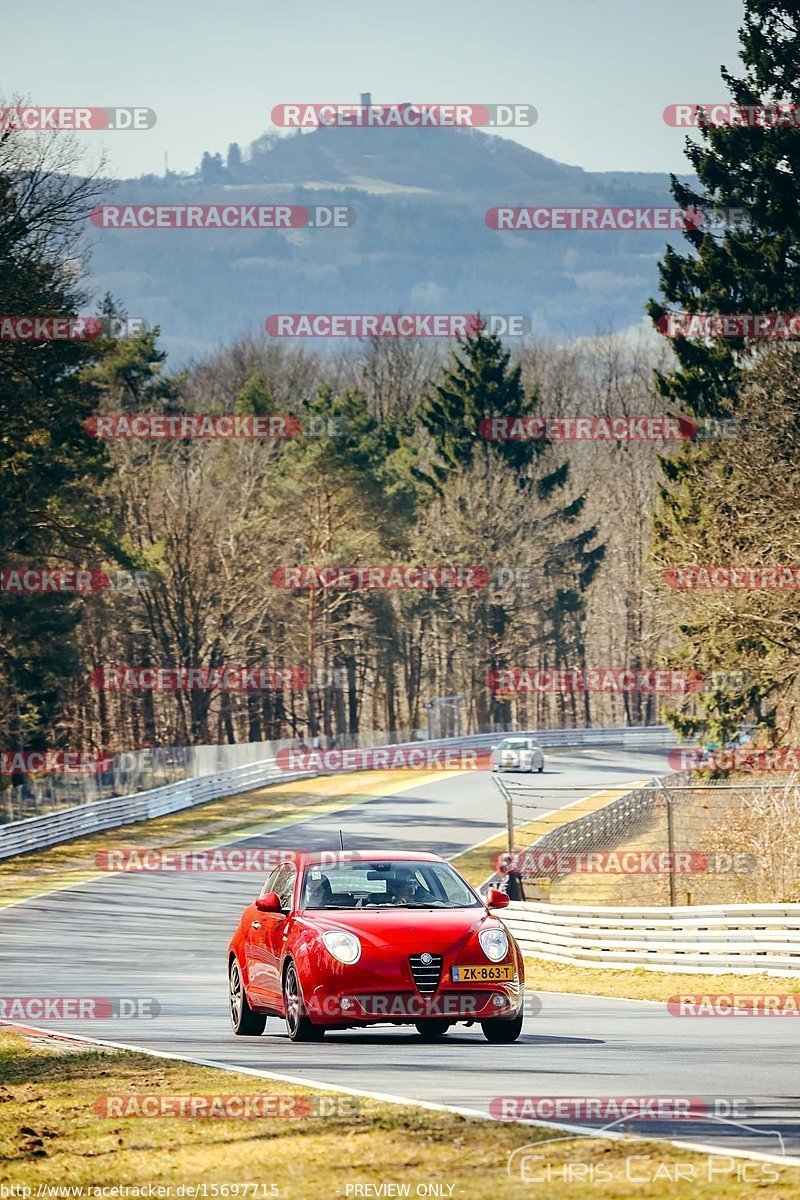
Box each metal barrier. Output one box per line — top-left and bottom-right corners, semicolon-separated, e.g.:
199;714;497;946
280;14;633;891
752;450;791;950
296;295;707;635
502;899;800;976
0;758;316;861
0;724;672;860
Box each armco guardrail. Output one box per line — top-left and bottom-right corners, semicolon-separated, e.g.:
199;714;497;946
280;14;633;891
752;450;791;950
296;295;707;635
0;759;316;861
0;724;672;861
502;900;800;975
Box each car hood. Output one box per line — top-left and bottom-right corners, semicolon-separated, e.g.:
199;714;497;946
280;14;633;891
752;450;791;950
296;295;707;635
299;907;495;951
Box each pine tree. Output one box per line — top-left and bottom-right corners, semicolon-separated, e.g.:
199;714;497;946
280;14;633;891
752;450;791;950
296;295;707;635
416;328;545;483
0;142;127;760
650;2;800;747
416;330;604;727
82;294;179;411
648;2;800;419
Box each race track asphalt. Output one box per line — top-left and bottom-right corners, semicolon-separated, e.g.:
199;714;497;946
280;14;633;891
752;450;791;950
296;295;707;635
1;747;797;1164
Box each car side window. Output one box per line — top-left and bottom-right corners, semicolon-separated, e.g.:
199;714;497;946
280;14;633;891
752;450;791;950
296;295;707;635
259;867;281;899
273;864;297;912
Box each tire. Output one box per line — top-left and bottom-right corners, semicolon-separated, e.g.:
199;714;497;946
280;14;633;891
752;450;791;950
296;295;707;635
537;762;544;773
283;961;325;1042
481;1012;524;1043
229;957;266;1036
415;1020;451;1040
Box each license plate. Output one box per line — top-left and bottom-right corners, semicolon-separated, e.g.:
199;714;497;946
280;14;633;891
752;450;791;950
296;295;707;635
451;964;515;982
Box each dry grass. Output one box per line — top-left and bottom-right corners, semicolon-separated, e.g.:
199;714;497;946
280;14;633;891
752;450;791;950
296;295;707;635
1;1030;798;1198
525;955;800;1000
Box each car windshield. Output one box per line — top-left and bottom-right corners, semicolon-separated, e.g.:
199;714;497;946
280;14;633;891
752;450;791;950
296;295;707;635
301;860;482;910
499;739;529;749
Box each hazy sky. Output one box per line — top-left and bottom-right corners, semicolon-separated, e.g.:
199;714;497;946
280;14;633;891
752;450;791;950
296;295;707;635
3;0;745;179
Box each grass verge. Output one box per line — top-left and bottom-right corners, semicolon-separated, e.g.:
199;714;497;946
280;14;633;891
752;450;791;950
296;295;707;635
524;955;800;1001
1;1029;798;1197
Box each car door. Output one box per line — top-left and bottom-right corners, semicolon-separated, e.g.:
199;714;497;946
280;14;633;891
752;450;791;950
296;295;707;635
245;866;281;999
256;862;297;1009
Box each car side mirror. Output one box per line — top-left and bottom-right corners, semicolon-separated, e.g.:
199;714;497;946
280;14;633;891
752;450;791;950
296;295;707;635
486;888;510;909
255;892;282;913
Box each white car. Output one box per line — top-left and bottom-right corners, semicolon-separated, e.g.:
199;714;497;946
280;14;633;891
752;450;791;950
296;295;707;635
491;736;544;773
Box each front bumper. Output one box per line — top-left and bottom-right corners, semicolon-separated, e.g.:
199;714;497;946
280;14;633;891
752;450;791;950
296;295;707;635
493;757;529;771
305;976;522;1026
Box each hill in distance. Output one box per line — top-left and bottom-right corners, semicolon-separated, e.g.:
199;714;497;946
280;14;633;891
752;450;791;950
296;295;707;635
86;118;694;365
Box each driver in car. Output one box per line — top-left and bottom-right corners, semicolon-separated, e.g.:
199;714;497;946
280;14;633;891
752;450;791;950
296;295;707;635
361;868;422;906
388;869;419;905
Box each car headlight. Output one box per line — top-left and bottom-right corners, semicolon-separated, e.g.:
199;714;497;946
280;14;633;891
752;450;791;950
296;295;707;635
479;927;509;962
322;930;362;964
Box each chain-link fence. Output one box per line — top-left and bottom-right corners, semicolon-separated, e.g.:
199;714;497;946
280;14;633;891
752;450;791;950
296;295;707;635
493;772;800;906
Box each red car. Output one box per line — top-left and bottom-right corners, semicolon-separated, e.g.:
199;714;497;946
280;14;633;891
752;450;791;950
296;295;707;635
228;850;525;1043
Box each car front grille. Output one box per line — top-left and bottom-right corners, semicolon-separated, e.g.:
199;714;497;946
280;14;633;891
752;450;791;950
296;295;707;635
409;953;443;996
